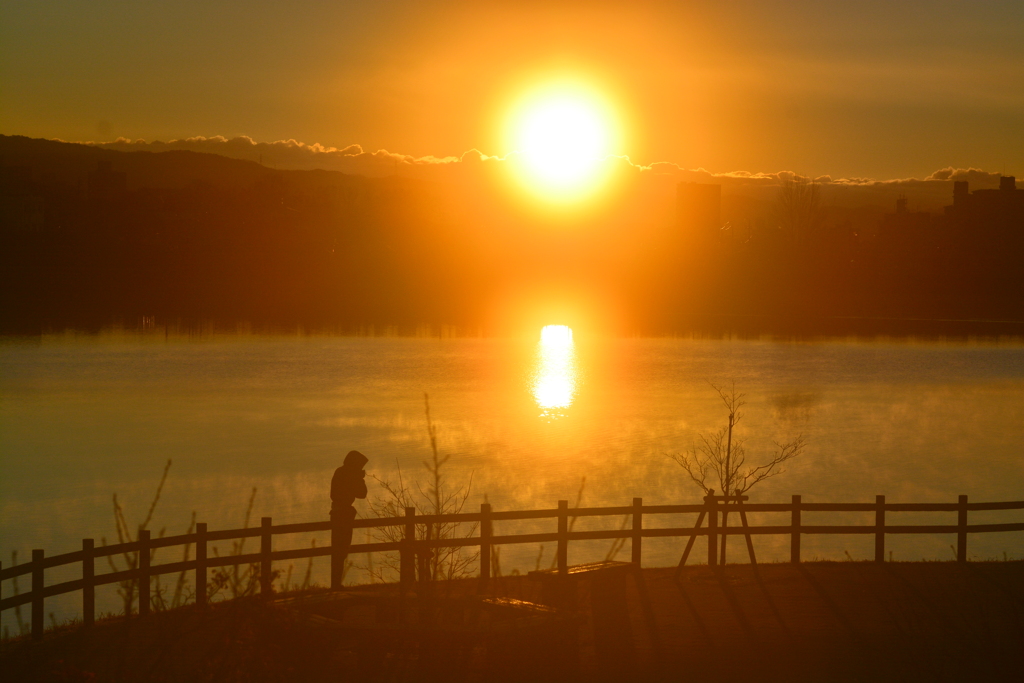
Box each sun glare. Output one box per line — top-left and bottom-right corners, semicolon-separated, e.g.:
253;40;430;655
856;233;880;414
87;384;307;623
505;83;618;203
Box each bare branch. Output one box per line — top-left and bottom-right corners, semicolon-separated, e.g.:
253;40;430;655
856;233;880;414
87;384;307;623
140;459;172;531
361;398;479;584
669;384;806;499
734;435;806;495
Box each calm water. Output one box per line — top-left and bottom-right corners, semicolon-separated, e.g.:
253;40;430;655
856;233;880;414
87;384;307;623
2;331;1023;628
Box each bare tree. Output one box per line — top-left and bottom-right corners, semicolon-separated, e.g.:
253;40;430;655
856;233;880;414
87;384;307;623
363;394;477;586
774;177;826;245
668;382;806;563
103;459;172;615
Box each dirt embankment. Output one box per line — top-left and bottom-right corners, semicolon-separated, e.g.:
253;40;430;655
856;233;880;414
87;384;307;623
2;561;1022;682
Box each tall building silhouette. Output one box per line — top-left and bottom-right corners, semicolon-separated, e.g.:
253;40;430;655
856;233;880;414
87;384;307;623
944;176;1024;232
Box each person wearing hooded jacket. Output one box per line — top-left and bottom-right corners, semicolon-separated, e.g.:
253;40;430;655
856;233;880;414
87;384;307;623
330;450;368;588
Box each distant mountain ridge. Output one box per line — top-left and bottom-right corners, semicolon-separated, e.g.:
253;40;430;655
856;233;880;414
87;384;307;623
0;134;403;193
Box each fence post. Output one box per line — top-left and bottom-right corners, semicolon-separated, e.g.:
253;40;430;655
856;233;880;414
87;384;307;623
139;530;151;617
957;495;968;563
875;495;886;563
632;497;643;566
32;549;43;641
479;503;491;587
83;539;95;627
705;495;718;567
195;523;207;607
401;507;416;585
261;517;272;597
791;495;801;564
557;500;568;575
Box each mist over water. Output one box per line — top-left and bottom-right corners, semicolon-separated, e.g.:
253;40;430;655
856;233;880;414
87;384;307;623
2;332;1023;627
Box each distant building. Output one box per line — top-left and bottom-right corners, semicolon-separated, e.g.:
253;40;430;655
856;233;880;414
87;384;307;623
88;160;126;201
676;182;721;239
943;176;1024;233
881;193;932;234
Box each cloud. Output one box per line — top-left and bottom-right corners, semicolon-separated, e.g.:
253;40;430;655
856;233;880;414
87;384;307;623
76;135;1005;210
88;135;471;178
924;166;1002;183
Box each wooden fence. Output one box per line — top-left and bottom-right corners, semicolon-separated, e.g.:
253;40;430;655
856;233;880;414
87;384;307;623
2;494;1023;641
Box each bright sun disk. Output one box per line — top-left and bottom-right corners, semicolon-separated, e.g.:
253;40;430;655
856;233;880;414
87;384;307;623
506;84;617;202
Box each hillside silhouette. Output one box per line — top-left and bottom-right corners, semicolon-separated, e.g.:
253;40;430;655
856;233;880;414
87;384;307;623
2;135;1023;336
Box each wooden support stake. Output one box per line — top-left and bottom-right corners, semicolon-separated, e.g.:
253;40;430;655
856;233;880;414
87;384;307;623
706;495;718;567
32;549;43;641
957;495;968;563
632;498;643;566
195;523;207;607
261;517;272;597
738;504;757;566
677;510;707;572
875;495;886;563
82;539;95;627
138;530;150;617
557;500;568;575
791;495;801;564
478;503;491;589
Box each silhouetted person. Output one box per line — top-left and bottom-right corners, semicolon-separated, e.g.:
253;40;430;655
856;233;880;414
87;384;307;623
330;450;368;589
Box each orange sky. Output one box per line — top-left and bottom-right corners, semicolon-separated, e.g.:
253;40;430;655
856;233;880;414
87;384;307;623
2;1;1023;180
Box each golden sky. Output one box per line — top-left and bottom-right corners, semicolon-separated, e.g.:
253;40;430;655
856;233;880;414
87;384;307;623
2;1;1023;180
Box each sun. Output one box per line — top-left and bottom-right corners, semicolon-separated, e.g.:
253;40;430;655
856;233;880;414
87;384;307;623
519;99;606;184
504;82;619;203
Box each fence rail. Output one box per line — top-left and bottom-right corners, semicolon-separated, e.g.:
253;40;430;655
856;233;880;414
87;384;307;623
2;494;1022;641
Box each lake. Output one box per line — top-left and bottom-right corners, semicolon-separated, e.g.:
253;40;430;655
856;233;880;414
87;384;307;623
2;330;1023;629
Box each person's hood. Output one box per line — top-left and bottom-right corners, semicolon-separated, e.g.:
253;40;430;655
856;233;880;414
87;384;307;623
343;450;368;468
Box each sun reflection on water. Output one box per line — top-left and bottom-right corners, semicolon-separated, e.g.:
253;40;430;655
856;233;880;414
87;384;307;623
532;325;578;420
